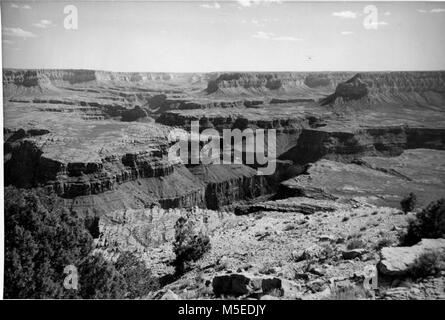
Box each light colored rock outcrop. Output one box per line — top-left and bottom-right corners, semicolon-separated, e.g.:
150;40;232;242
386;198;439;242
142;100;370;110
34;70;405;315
378;238;445;276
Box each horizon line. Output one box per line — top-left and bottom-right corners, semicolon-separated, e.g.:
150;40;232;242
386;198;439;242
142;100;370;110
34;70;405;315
3;67;445;74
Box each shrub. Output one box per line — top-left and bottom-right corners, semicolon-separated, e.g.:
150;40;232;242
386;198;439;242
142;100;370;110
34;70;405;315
346;238;365;250
400;193;417;214
232;117;249;130
375;237;393;250
173;216;211;275
403;198;445;245
114;251;160;298
410;250;445;278
319;243;336;262
326;285;370;300
77;254;126;299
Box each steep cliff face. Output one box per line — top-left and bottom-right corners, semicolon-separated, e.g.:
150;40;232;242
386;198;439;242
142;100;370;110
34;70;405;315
95;71;212;84
320;74;369;105
2;69;212;94
4;133;274;213
3;69;97;87
147;96;245;114
4;137;175;197
157;110;310;132
3;70;40;87
280;126;445;164
206;72;345;96
62;163;274;215
156;110;310;157
321;72;445;106
188;164;272;209
205;71;445;105
64;164;206;215
120;106;151;122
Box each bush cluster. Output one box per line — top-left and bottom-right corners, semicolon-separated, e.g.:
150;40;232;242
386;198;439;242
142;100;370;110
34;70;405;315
4;187;157;299
173;216;211;275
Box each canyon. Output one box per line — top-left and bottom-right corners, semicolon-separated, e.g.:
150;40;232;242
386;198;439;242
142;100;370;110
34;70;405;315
3;68;445;299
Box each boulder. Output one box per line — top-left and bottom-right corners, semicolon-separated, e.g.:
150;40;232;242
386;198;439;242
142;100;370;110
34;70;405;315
212;274;256;297
158;289;180;300
212;273;299;298
293;244;325;262
319;234;337;243
342;249;368;260
378;238;445;276
262;278;283;295
306;279;327;293
308;266;326;276
260;294;279;300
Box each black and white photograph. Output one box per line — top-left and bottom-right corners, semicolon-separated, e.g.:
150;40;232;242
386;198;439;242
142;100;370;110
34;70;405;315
1;0;445;305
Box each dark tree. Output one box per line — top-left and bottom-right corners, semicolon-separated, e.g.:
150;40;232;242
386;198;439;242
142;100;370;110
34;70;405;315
114;251;160;298
77;255;126;299
4;187;126;299
403;198;445;245
173;217;211;275
400;192;417;214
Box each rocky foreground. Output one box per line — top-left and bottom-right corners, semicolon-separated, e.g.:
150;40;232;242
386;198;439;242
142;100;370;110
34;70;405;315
3;69;445;299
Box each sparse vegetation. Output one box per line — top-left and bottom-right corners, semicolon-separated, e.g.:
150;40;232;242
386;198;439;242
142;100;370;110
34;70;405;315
283;223;297;231
346;238;366;250
375;237;394;250
410;250;445;278
326;285;371;300
173;216;211;275
400;192;417;214
318;243;336;262
402;198;445;245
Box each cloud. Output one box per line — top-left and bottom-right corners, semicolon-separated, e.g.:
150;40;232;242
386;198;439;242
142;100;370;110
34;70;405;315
200;2;221;9
33;19;56;28
417;8;445;13
10;3;31;9
341;31;354;35
3;27;37;39
237;0;281;8
332;11;357;19
273;36;302;42
366;21;389;28
252;31;274;39
252;31;302;41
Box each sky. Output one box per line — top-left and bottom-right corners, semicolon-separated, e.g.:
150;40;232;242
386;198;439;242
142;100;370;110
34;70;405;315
1;0;445;72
